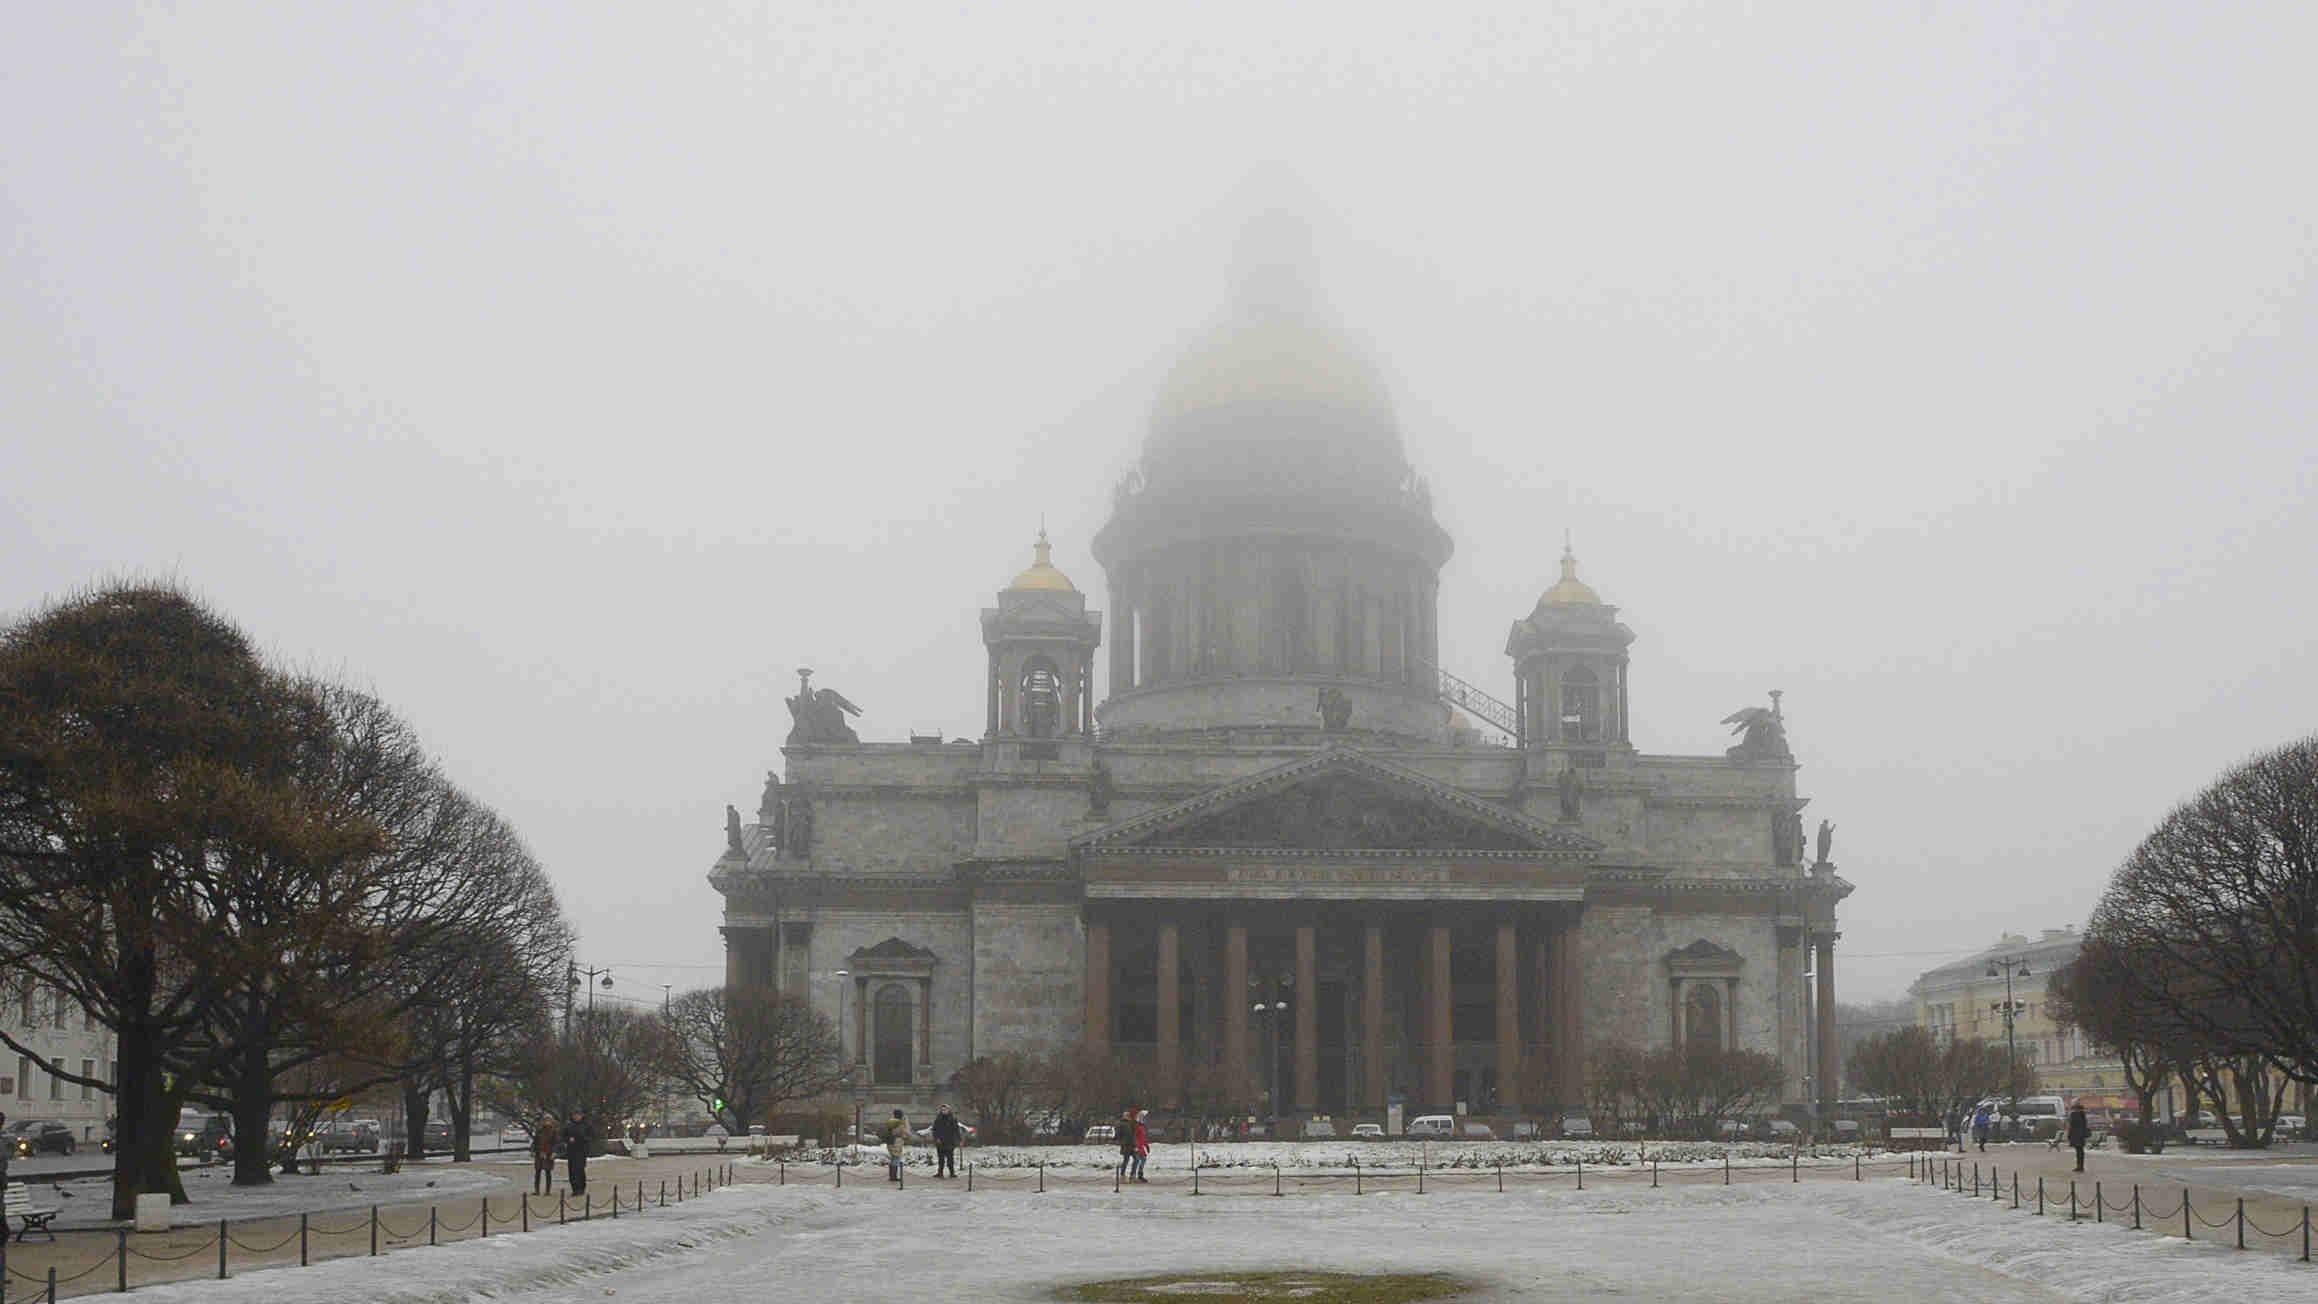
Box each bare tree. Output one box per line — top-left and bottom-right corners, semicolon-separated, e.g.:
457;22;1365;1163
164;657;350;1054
2087;735;2318;1085
949;1050;1043;1144
660;986;844;1134
2048;935;2187;1152
493;1006;667;1142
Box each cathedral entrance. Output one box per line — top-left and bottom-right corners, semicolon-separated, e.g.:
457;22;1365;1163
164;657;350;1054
874;984;915;1086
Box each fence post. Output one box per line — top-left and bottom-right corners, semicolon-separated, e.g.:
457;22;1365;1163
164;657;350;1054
2068;1180;2077;1221
301;1211;310;1264
2012;1172;2019;1210
1038;1161;1044;1194
1498;1161;1503;1194
47;1267;55;1301
1972;1164;1979;1198
779;1160;785;1187
483;1196;492;1238
639;1180;645;1212
1577;1154;1584;1191
2237;1198;2245;1250
661;1179;668;1206
2095;1181;2102;1223
2302;1205;2309;1262
1856;1154;1861;1182
1725;1151;1731;1186
1273;1163;1281;1198
218;1219;228;1280
559;1193;566;1225
1792;1150;1798;1184
611;1186;619;1219
372;1205;379;1255
2185;1190;2192;1241
1653;1158;1659;1188
2133;1183;2140;1230
523;1195;530;1233
430;1205;438;1245
117;1226;128;1293
2036;1176;2044;1216
1349;1160;1355;1197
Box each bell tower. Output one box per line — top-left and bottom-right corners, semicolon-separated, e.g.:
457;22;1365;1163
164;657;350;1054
1505;543;1635;749
980;530;1103;740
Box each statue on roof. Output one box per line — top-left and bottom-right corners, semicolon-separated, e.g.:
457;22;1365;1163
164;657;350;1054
1317;687;1352;732
1721;692;1792;763
786;668;862;745
1556;764;1583;823
724;805;745;857
1816;819;1836;867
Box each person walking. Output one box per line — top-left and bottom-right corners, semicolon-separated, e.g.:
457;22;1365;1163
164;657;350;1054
530;1118;559;1196
1116;1109;1137;1184
564;1111;591;1197
880;1109;913;1182
1971;1104;1993;1153
2066;1101;2090;1173
931;1105;961;1178
1130;1110;1150;1183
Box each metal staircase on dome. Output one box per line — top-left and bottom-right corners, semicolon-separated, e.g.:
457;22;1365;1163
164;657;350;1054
1420;660;1519;741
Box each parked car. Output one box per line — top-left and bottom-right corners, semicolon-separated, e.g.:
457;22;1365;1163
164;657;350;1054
174;1110;233;1161
2277;1114;2306;1140
1559;1114;1594;1140
419;1120;453;1149
1302;1119;1339;1139
500;1124;532;1148
1350;1123;1385;1141
1083;1124;1117;1144
319;1122;378;1154
1405;1115;1456;1139
1461;1123;1497;1141
7;1120;77;1157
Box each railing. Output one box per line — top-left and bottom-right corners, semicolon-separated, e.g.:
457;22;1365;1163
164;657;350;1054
1420;661;1520;741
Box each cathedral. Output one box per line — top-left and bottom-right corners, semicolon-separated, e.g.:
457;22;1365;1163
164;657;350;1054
710;286;1851;1126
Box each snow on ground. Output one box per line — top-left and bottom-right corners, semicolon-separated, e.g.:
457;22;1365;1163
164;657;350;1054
812;1137;1877;1171
38;1157;521;1229
109;1176;2318;1303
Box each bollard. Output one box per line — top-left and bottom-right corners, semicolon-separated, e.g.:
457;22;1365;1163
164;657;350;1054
118;1227;128;1293
1418;1160;1425;1196
1577;1154;1584;1191
2012;1172;2019;1210
219;1219;228;1280
1856;1154;1861;1182
302;1211;310;1264
1973;1164;1979;1198
662;1179;668;1206
48;1266;56;1300
1114;1160;1121;1194
1498;1161;1503;1194
1653;1158;1659;1188
969;1163;974;1193
612;1186;619;1219
431;1204;439;1244
524;1195;530;1233
372;1205;380;1255
898;1160;904;1192
1792;1150;1798;1184
2238;1198;2245;1250
1039;1161;1045;1194
584;1193;592;1222
779;1160;785;1186
2133;1183;2140;1230
2303;1205;2309;1262
559;1193;566;1225
2095;1180;2102;1223
482;1196;491;1237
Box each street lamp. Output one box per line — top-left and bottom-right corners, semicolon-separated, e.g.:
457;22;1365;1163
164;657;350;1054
1987;955;2032;1136
1250;971;1293;1136
834;969;859;1149
564;962;614;1037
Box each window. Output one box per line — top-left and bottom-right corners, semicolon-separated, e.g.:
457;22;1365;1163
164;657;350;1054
14;1056;27;1100
1559;666;1600;742
1685;984;1723;1054
80;1059;94;1100
49;1056;63;1100
15;983;29;1026
1020;658;1064;739
53;993;67;1029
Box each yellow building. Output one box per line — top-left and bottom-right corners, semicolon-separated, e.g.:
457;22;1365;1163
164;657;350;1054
1909;928;2140;1114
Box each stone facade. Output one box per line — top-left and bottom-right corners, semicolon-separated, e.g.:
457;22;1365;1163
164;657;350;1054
709;285;1850;1122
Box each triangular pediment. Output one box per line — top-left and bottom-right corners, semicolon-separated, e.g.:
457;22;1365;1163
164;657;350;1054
1074;747;1597;857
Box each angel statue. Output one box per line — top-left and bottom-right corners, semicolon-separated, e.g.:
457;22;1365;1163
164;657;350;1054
785;668;863;745
1720;702;1791;763
724;804;745;856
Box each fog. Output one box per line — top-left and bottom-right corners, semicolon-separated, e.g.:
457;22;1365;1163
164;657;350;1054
5;3;2314;1006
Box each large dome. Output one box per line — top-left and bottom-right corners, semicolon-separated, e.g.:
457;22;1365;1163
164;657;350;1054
1139;305;1408;497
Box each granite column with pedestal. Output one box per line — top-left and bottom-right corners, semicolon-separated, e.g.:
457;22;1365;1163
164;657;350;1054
1815;932;1838;1115
1362;922;1386;1113
1495;919;1521;1116
1225;922;1249;1085
1293;923;1318;1113
1426;921;1453;1110
1085;918;1110;1052
1157;920;1181;1107
1554;914;1585;1109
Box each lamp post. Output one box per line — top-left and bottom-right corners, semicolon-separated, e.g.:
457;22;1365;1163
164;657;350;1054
564;962;614;1037
1987;954;2032;1136
1250;971;1292;1136
834;970;859;1148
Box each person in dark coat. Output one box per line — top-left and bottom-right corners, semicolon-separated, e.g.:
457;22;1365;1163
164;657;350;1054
930;1104;961;1178
564;1111;590;1196
1116;1109;1137;1183
2066;1101;2091;1172
530;1118;560;1195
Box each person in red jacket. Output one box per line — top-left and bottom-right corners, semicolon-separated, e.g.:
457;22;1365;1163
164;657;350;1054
1130;1110;1150;1183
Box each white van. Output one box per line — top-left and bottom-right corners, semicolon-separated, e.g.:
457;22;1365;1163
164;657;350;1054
1406;1114;1457;1139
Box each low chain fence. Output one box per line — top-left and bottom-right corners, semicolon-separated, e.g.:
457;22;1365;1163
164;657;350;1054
751;1146;1907;1198
0;1163;738;1302
1907;1152;2315;1265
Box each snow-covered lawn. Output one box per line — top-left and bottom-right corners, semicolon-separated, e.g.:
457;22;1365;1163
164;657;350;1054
111;1175;2318;1303
812;1137;1879;1171
36;1155;525;1229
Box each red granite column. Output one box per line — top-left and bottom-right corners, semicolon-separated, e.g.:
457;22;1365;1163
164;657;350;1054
1362;922;1385;1113
1427;922;1453;1110
1816;933;1838;1115
1495;919;1521;1117
1225;922;1249;1084
1293;923;1318;1113
1157;920;1181;1107
1085;918;1111;1053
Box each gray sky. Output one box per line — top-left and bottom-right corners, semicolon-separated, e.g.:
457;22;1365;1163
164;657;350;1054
6;3;2314;1006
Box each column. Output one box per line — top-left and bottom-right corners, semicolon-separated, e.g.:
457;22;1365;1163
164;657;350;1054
1225;922;1249;1083
1293;923;1318;1113
1495;919;1521;1117
1081;652;1095;734
1426;922;1453;1110
1533;931;1553;1103
1157;920;1181;1106
1085;918;1111;1053
1776;926;1801;1099
1556;915;1585;1109
721;927;740;991
854;977;868;1068
986;650;1000;737
1815;933;1838;1114
918;977;932;1074
1362;922;1385;1113
1672;976;1686;1047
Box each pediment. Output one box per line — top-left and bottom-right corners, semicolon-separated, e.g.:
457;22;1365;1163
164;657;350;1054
849;937;937;971
1074;747;1596;857
1665;938;1744;976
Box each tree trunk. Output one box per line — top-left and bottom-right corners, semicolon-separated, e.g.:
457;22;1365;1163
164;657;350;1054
109;1030;185;1219
403;1082;430;1160
230;1034;275;1186
451;1052;474;1162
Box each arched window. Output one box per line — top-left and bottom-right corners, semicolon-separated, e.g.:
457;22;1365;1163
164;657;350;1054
874;984;914;1086
1685;984;1723;1055
1020;657;1064;739
1559;666;1600;742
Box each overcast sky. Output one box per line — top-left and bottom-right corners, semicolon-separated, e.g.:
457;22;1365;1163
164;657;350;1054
6;3;2314;1006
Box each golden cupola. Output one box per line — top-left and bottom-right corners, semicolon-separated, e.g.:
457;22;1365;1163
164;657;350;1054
1006;529;1077;593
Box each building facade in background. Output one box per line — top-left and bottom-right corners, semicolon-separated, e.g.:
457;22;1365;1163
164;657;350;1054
710;283;1851;1124
1910;927;2146;1115
3;979;115;1144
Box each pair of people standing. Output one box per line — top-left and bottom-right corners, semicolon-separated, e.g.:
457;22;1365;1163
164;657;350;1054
1114;1109;1149;1183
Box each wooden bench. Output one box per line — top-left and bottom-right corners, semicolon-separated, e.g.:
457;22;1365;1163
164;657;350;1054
4;1181;57;1242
